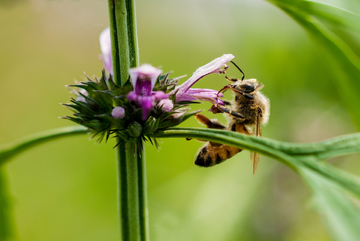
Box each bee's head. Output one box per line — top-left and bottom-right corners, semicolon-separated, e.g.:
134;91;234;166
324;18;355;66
234;79;258;93
224;62;262;97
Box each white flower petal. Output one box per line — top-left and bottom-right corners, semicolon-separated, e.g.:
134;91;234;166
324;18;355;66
99;27;113;74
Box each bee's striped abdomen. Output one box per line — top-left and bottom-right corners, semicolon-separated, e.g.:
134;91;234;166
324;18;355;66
195;143;242;167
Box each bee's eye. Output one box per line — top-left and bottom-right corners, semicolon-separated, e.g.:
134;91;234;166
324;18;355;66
241;84;255;92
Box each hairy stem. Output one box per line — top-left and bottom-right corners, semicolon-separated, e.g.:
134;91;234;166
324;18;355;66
108;0;139;86
108;0;146;240
117;142;149;241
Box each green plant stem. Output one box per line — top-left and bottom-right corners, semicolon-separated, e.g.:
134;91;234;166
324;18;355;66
137;146;149;240
151;127;360;198
0;125;88;165
152;127;360;159
108;0;139;86
117;141;149;241
108;0;145;240
151;127;298;170
125;0;139;67
0;167;11;241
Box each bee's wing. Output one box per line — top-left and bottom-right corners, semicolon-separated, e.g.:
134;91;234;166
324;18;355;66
252;110;262;175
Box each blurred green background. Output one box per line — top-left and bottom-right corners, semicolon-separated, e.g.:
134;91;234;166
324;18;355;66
1;0;360;240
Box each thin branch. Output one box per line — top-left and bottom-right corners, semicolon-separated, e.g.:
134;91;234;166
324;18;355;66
0;126;88;165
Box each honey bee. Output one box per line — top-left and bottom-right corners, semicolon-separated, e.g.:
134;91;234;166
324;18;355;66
195;62;270;174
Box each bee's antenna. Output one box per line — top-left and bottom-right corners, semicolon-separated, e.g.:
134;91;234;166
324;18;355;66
230;61;245;81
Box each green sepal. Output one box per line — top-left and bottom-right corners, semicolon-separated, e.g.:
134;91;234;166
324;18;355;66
181;110;202;122
93;90;115;97
84;119;110;132
94;113;113;121
66;100;94;116
143;116;160;135
157;109;201;129
113;78;133;96
153;72;180;93
116;130;130;141
65;70;200;145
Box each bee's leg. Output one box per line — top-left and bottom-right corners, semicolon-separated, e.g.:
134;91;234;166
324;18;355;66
218;64;229;74
229;86;254;99
194;113;226;146
225;76;238;82
217;105;245;119
230;123;252;135
195;113;226;130
223;100;231;106
209;100;231;114
216;85;231;99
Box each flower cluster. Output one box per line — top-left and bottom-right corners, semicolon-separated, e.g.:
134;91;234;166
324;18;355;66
64;28;235;149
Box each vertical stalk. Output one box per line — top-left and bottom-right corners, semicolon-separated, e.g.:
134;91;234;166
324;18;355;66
108;0;147;241
0;167;12;241
125;0;139;67
137;146;149;240
116;141;149;241
117;142;139;240
108;0;138;86
107;0;121;85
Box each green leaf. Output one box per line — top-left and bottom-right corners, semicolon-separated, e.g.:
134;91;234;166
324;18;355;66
300;167;360;241
302;1;360;32
151;127;360;241
266;0;360;129
258;3;360;237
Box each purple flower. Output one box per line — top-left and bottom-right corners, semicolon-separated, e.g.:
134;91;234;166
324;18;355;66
112;107;125;119
127;64;168;120
169;54;235;105
99;27;113;75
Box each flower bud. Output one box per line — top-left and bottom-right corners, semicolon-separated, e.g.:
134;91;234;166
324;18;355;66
112;107;125;119
157;99;174;112
127;121;142;137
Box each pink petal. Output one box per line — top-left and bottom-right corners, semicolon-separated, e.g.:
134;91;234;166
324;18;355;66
129;64;162;92
174;93;197;102
127;91;138;102
186;88;223;97
190;95;225;106
140;96;154;120
134;78;153;96
152;91;168;100
170;54;234;96
99;27;113;75
174;88;223;103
